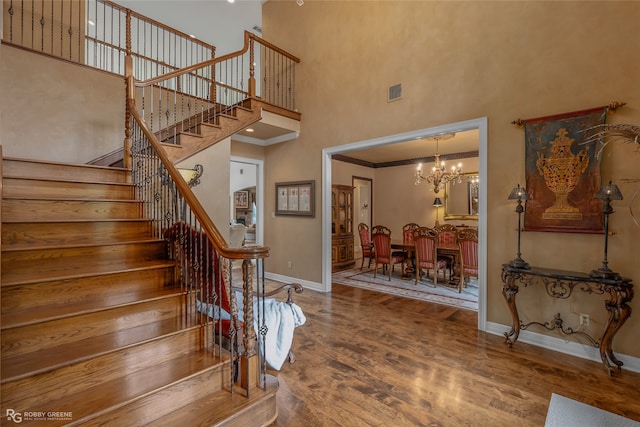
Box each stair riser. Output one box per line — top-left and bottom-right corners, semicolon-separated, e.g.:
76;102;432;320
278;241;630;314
1;242;167;274
78;359;231;427
3;178;134;200
1;327;217;409
1;296;186;359
2;199;142;221
2;221;153;249
1;268;177;325
3;159;130;184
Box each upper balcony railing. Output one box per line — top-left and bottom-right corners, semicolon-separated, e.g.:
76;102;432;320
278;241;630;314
3;0;215;80
3;0;299;113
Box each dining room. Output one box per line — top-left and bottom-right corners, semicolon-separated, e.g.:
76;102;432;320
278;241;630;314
330;130;481;311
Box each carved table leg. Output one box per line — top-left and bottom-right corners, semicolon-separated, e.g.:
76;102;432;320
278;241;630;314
600;285;634;375
501;269;521;347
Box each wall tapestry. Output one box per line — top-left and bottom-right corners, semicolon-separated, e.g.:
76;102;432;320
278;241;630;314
519;106;609;234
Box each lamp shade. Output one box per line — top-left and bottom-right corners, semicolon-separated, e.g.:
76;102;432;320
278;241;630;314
433;197;443;207
508;184;529;201
595;181;623;201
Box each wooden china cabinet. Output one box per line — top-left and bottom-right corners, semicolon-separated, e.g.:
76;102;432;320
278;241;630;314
331;184;355;271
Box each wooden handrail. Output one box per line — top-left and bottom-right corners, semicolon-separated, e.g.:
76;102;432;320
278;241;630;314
135;31;300;88
127;87;268;261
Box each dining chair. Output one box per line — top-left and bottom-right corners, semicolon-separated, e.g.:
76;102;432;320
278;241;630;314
412;227;448;287
457;228;479;293
434;223;458;279
357;223;374;270
371;225;406;280
393;223;420;260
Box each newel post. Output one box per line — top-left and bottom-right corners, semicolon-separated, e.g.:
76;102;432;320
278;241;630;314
248;35;256;98
240;259;258;393
209;47;217;104
123;10;133;171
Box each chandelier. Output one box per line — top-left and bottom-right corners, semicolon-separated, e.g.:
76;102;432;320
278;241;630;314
414;133;463;194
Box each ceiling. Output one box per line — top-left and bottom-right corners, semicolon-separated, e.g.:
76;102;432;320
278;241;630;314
333;129;480;168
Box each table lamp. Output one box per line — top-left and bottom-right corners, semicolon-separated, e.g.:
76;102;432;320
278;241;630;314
433;197;443;226
590;181;623;280
507;184;530;269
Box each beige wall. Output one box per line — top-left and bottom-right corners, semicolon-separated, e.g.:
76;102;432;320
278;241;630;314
177;139;231;240
1;46;123;163
263;1;640;358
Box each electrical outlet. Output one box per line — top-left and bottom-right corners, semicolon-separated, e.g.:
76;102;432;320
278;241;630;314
579;313;590;326
287;261;292;269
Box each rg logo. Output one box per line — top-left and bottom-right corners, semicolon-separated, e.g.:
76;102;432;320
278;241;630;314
6;409;22;423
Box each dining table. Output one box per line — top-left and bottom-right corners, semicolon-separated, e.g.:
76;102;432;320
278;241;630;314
390;240;415;279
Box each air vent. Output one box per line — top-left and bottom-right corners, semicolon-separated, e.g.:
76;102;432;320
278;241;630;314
388;84;402;102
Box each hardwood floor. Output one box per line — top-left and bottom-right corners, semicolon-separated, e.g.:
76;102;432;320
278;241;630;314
269;283;640;426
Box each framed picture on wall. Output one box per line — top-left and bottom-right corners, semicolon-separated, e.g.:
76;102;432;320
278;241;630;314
275;180;315;217
235;190;249;209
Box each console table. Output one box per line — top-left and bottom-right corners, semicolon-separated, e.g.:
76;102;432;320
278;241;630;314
501;264;634;376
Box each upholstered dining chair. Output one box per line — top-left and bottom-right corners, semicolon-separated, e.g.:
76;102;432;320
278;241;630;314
358;223;374;270
412;227;448;287
457;228;479;293
392;222;420;260
434;223;458;279
371;225;406;280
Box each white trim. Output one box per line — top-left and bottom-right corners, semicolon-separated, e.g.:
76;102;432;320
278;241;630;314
233;131;300;146
265;271;323;292
322;117;489;331
230;156;264;246
486;321;640;373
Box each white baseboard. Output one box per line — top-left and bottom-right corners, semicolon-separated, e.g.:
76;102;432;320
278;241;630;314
486;321;640;374
264;271;324;292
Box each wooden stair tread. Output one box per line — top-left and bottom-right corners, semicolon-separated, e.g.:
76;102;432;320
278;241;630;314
1;316;197;382
2;286;183;329
2;195;141;202
2;238;164;252
1;259;176;286
2;175;135;186
158;375;279;426
5;348;225;425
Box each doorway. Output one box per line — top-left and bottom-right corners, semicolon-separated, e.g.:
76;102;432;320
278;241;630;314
352;176;373;262
230;157;264;246
322;117;488;331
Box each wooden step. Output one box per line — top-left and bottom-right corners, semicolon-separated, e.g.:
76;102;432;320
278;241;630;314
1;294;187;360
2;330;228;424
3;157;130;183
2;177;135;199
73;356;238;426
1;315;200;384
1;240;167;280
1;268;179;329
155;375;279;427
2;220;153;250
2;198;143;221
1;258;176;287
1;322;209;387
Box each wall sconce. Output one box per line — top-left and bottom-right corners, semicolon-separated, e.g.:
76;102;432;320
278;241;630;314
590;181;623;280
433;197;443;226
178;164;204;188
507;184;530;269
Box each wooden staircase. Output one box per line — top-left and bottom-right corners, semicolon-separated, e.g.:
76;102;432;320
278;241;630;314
0;158;277;426
90;101;262;167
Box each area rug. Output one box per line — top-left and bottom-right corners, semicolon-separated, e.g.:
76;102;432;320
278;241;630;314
545;393;640;427
332;267;478;311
